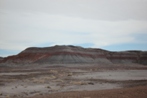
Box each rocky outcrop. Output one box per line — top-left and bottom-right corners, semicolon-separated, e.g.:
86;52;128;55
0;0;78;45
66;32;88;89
1;45;147;65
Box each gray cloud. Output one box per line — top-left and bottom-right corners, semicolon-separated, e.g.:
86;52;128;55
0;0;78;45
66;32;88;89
0;0;147;55
1;0;147;20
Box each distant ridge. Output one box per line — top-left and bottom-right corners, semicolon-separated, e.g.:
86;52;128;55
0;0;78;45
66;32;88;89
0;57;3;61
0;45;147;66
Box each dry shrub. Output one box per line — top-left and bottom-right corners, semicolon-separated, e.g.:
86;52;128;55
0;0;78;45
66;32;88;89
70;81;86;85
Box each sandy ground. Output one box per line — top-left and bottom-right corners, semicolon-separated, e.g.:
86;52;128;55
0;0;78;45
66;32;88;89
0;65;147;98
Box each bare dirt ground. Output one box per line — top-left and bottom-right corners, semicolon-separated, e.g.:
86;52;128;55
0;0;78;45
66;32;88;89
0;64;147;98
30;86;147;98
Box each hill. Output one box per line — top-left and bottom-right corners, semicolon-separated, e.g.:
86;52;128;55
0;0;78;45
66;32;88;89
0;45;147;66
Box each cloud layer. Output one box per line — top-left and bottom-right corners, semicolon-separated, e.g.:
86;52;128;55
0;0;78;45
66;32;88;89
0;0;147;56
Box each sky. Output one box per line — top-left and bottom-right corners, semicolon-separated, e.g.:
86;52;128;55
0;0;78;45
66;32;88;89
0;0;147;57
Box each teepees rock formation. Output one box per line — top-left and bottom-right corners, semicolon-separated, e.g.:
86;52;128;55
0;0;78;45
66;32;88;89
0;45;147;66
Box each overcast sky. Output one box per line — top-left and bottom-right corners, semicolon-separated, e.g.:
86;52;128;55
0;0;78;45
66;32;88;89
0;0;147;57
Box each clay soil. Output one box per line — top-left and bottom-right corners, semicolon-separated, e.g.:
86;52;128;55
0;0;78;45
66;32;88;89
0;65;147;98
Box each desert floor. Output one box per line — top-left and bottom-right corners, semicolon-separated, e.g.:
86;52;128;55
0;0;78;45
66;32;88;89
0;64;147;98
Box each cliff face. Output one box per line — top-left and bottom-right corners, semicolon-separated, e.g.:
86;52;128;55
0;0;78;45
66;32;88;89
1;45;147;65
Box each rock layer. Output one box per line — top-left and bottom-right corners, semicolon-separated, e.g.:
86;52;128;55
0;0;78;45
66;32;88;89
1;45;147;65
